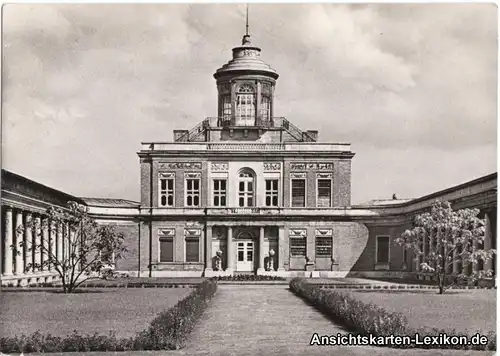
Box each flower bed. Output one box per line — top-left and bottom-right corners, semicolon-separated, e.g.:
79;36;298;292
0;279;217;353
217;275;285;281
289;278;496;351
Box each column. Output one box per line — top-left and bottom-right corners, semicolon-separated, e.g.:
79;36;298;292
14;210;24;275
462;240;469;276
4;207;13;276
226;226;234;273
34;216;42;273
56;223;63;263
25;213;33;273
50;221;57;271
484;211;493;271
277;226;285;271
422;232;427;267
41;218;49;272
69;227;75;267
452;248;459;274
205;226;213;271
415;233;421;273
257;226;265;272
73;228;79;271
472;239;478;273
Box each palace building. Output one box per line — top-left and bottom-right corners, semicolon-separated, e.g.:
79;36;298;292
1;31;497;285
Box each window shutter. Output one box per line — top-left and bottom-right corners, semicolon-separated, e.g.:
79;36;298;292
186;239;199;262
377;236;390;263
291;180;306;207
160;239;174;262
317;179;332;207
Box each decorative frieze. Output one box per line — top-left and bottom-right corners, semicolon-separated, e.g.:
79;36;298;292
315;229;333;237
184;172;201;179
185;228;201;237
316;172;333;179
264;162;281;171
290;162;333;171
289;229;307;237
158;228;175;237
159;172;175;179
211;162;228;171
159;162;202;170
290;172;307;179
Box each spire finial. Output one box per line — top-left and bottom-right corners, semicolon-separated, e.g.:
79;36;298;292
245;3;249;36
241;3;251;45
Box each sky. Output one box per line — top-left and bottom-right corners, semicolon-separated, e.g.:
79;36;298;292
2;3;497;205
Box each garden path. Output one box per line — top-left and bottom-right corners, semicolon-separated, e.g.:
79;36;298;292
180;285;494;356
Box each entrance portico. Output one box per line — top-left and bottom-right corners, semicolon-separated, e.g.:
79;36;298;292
204;223;285;277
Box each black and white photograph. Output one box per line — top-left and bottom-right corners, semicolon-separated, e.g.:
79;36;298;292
0;3;497;355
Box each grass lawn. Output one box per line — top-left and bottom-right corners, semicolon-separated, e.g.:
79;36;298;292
0;288;191;338
339;289;496;335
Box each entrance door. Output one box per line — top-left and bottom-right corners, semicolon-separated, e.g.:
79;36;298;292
236;241;254;271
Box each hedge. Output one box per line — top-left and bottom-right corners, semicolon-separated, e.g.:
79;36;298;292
0;278;217;353
217;275;285;281
289;278;496;351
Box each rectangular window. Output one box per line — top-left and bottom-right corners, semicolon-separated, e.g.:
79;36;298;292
265;179;279;207
159;178;174;207
186;238;199;262
376;236;390;264
213;179;227;207
290;237;306;257
222;95;231;118
291;179;306;207
99;248;115;264
159;234;174;263
260;96;271;121
185;179;200;207
315;237;332;257
317;179;332;207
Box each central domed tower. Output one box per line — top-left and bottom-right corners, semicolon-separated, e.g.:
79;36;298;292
214;33;279;127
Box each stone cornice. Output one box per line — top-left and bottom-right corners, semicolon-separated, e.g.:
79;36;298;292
137;151;355;159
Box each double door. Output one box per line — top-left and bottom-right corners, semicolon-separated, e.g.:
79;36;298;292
236;240;254;271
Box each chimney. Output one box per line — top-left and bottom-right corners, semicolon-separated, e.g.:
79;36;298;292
174;130;189;142
305;130;318;142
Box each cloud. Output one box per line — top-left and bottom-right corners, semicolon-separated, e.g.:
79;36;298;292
2;4;497;203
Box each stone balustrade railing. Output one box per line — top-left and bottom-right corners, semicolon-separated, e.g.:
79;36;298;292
140;142;351;152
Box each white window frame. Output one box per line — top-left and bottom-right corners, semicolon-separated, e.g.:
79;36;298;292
290;173;307;208
315;229;333;258
222;95;231;119
238;170;255;207
212;179;227;207
316;173;333;208
236;84;255;125
98;250;116;266
184;228;201;263
375;235;391;270
159;173;175;207
264;178;279;207
260;96;271;121
184;173;201;207
158;228;175;263
289;229;307;257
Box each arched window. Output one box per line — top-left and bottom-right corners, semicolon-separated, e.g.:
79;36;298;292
238;168;255;207
236;84;255;126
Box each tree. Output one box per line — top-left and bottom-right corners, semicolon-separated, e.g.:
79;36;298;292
13;201;127;293
395;200;495;294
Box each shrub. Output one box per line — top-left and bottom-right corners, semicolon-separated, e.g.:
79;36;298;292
289;278;495;351
0;279;217;353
